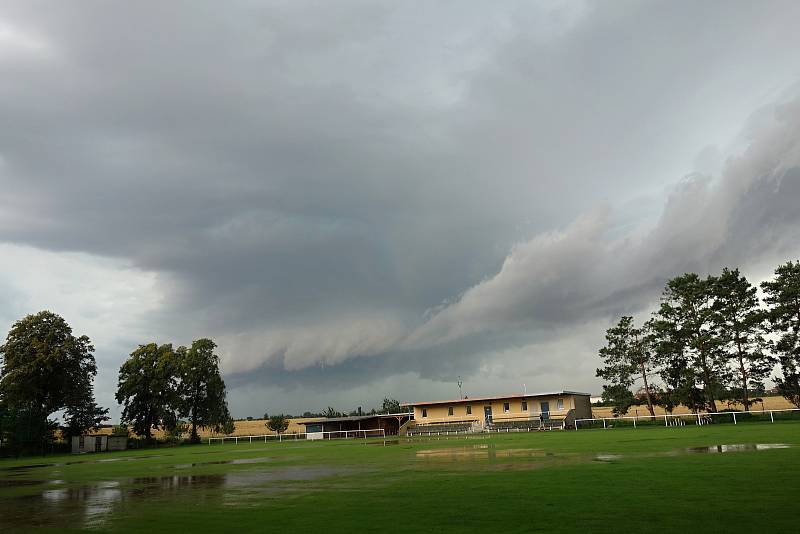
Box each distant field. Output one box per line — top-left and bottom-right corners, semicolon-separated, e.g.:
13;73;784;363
3;421;799;532
590;395;795;419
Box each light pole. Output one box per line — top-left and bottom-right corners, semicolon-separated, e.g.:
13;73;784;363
458;376;463;399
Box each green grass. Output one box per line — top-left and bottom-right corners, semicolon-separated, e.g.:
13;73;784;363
2;423;800;533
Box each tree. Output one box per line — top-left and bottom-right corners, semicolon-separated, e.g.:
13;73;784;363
0;311;108;452
596;316;657;417
177;339;231;443
267;414;289;434
116;343;180;441
381;398;401;414
651;273;726;412
220;418;235;435
323;406;342;418
761;261;800;408
713;268;775;410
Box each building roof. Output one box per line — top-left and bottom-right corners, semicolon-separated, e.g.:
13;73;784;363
296;413;412;425
404;391;591;407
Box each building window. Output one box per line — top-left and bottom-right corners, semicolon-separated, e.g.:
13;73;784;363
466;405;472;415
503;402;510;413
448;406;454;416
557;399;564;411
422;408;427;418
522;401;528;411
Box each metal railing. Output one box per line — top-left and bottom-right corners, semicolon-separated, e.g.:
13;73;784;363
207;428;385;444
575;408;800;430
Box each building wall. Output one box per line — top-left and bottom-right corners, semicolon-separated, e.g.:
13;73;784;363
413;394;584;426
71;435;108;453
572;395;592;419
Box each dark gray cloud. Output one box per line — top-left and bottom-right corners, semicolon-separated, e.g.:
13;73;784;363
2;1;800;416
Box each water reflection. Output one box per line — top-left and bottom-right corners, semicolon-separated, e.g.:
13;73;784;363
416;445;544;461
683;443;790;454
2;466;350;530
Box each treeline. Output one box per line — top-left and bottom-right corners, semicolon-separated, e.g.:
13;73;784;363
258;398;404;433
597;261;800;416
0;311;233;455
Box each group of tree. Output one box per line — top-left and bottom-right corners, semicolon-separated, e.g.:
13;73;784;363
0;311;109;454
597;261;800;415
116;338;233;443
0;310;235;455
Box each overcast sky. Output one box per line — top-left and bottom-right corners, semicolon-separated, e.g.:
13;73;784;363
2;1;800;420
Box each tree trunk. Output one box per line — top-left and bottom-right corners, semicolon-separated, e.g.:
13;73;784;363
732;332;750;411
698;336;718;413
639;360;656;417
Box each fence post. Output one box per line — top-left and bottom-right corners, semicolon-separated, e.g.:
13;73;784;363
732;413;736;425
697;413;701;426
770;410;774;423
602;419;606;429
633;418;637;429
664;415;668;427
279;433;282;442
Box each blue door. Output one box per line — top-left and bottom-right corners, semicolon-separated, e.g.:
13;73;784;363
540;401;550;420
484;406;493;426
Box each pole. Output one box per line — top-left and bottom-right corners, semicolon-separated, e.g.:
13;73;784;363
732;413;736;425
770;410;774;423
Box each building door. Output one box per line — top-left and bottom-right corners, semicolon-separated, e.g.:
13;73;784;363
540;401;550;420
94;437;102;452
484;406;493;426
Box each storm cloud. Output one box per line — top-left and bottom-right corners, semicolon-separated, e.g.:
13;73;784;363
2;1;800;417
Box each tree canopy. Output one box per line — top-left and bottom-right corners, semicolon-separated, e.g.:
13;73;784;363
762;261;800;408
177;339;231;443
0;311;108;452
116;343;180;441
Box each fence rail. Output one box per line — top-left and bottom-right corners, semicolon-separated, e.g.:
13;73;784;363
207;428;385;444
575;408;800;430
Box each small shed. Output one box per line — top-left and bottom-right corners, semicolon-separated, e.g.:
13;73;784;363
71;434;127;454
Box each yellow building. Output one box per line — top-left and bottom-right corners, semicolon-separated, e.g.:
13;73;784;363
406;391;592;433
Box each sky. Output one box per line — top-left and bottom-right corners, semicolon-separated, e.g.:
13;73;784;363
2;1;800;420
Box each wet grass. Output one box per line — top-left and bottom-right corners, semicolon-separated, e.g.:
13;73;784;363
1;422;799;532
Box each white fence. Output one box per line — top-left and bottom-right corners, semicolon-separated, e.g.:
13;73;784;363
575;408;800;430
207;428;385;444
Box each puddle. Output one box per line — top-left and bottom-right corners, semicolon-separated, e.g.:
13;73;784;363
594;454;623;462
682;443;790;454
1;466;352;530
416;445;544;461
174;456;272;469
0;455;166;472
0;479;45;487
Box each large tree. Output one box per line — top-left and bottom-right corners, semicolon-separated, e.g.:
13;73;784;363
761;261;800;408
116;343;179;441
713;268;775;410
596;316;657;416
0;311;108;451
652;273;727;412
177;338;231;443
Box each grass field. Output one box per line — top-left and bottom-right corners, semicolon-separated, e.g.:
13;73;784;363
2;422;800;533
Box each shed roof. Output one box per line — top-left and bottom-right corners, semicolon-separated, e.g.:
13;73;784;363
297;413;411;425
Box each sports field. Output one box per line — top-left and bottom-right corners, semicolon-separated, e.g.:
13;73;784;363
2;423;799;533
